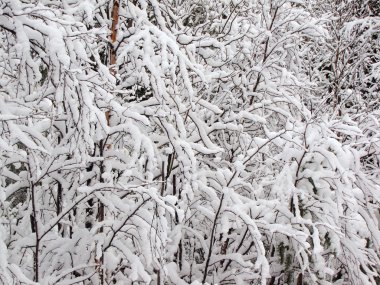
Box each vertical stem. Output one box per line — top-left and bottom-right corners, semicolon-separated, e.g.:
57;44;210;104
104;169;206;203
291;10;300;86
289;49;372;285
173;175;183;270
296;273;303;285
57;179;63;235
98;140;106;231
202;194;224;284
97;141;106;285
249;7;278;105
220;228;232;266
31;183;39;282
104;0;119;136
110;0;120;71
161;161;165;195
157;269;161;285
96;2;120;284
172;174;176;197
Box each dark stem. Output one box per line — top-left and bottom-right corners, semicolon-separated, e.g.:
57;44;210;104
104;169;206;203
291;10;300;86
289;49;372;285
31;183;39;282
202;194;224;284
57;180;63;235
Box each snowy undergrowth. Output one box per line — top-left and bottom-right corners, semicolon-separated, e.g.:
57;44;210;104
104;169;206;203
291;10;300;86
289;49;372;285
0;0;379;284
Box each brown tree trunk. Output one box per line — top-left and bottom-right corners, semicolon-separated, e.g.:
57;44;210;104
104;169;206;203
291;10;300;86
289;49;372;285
97;3;120;284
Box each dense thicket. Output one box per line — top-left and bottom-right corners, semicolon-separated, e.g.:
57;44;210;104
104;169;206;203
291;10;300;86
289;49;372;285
0;0;379;284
